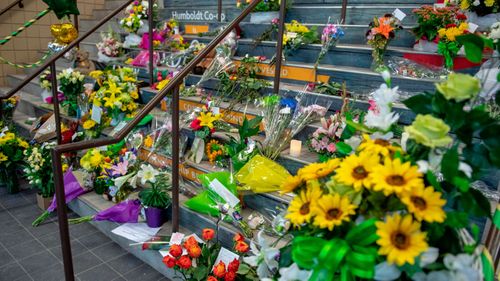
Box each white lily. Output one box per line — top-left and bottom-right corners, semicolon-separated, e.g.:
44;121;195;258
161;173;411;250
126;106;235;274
278;263;311;281
374;262;401;281
137;164;159;185
243;231;280;279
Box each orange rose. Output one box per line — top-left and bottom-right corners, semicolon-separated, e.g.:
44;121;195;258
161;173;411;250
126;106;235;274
207;276;218;281
169;244;183;258
187;245;201;258
224;271;236;281
235;241;249;253
233;233;245;242
202;228;215;241
162;255;176;268
227;259;240;273
213;261;226;278
176;255;192;269
183;236;198;249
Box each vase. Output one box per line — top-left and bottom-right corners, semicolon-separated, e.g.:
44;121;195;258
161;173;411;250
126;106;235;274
250;11;279;24
144;206;168;228
0;167;19;194
371;46;387;72
36;194;52;210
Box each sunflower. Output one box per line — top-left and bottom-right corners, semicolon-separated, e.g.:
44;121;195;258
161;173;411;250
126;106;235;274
281;175;303;194
376;214;428;266
357;134;400;159
286;184;323;227
297;158;340;181
0;152;8;163
400;186;446;223
83;119;97;130
312;193;356;231
334;152;379;191
370;158;424;195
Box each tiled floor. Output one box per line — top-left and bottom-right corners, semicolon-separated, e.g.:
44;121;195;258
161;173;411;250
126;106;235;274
0;184;168;281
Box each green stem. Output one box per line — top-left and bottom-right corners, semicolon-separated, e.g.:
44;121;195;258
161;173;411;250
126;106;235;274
32;211;51;227
68;215;94;224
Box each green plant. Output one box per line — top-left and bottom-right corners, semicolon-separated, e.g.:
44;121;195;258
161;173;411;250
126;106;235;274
412;5;465;42
140;187;171;209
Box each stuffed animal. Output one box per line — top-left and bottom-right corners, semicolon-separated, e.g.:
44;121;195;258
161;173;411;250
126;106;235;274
74;49;95;75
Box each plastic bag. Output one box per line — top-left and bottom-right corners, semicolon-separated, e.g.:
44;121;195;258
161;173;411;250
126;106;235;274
130;50;159;67
123;33;142;48
235;155;291;193
386;56;448;80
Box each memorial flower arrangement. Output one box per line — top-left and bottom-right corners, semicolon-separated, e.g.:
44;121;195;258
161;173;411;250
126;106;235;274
162;229;248;281
275;20;318;63
81;111;110;139
459;0;500;16
0;127;28;193
39;70;53;91
236;0;280;11
1;97;18;124
80;148;111;173
205;139;226;165
249;72;500;281
57;68;85;117
120;0;156;33
412;5;466;42
308;114;346;161
366;14;403;70
96;30;124;62
437;21;469;70
23;142;56;198
315;21;344;69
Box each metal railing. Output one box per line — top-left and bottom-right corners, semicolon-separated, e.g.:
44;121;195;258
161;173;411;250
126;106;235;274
0;0;24;18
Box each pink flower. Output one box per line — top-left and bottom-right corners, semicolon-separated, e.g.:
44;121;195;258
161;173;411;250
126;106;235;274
368;100;380;114
327;143;336;153
110;160;129;176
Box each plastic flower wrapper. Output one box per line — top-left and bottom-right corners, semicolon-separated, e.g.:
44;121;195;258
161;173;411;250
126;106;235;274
235;155;291;193
32;169;88;226
314;18;344;70
260;92;332;160
184;172;252;237
143;113;188;158
196;37;235;86
270;20;319;65
68;199;142;224
366;14;403;71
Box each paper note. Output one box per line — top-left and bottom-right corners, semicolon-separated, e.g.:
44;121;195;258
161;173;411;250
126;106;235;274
209;179;240;208
393;8;406;21
468;22;479;33
213;247;240;270
185;233;205;244
110;121;127;136
170;232;185;245
434;3;446;8
91;105;103;124
111;223;161;242
211;107;220;115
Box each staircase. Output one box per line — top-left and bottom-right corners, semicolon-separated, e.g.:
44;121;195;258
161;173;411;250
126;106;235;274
4;0;498;279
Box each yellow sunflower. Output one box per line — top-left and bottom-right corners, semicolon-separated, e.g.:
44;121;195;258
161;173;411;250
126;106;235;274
286;184;323;227
370;158;424;195
281;175;303;194
312;193;357;231
400;186;446;223
297;158;340;181
376;214;428;266
334;152;379;191
357;134;400;159
0;152;8;163
83;119;97;130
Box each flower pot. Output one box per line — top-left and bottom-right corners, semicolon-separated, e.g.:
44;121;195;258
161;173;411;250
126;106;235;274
250;11;279;24
36;194;52;210
144;206;168;228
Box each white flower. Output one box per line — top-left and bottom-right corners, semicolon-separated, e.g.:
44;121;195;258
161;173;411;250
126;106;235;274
278;263;311;281
473;0;480;6
489;22;500;40
381;69;391;85
243;231;280;279
412;271;451;281
137;164;159;185
459;162;473;178
127;21;133;27
374;262;401;281
420;247;439;267
364;84;400;131
443;253;481;281
417;160;429;173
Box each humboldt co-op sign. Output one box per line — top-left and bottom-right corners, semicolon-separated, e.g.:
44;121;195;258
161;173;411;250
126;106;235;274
171;10;226;21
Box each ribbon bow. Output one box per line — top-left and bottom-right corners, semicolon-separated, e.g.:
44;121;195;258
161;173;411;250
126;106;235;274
292;219;379;281
437;41;460;70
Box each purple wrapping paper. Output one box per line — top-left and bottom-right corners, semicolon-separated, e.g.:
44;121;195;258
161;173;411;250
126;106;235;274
94;199;141;223
47;169;87;212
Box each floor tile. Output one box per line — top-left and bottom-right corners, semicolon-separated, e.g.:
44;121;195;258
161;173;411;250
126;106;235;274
72;251;103;274
77;264;121;281
69;223;99;239
37;233;66;249
0;229;34;249
0;262;29;281
124;264;165;281
91;242;127;262
31;263;64;281
107;253;144;275
7;239;46;260
26;220;60;237
0;246;15;269
19;250;60;274
78;231;110;250
49;240;87;261
1;219;25;235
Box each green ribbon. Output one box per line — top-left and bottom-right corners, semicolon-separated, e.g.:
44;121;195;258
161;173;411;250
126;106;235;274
481;249;494;281
292;219;379;281
43;0;79;19
493;204;500;230
437;41;460;70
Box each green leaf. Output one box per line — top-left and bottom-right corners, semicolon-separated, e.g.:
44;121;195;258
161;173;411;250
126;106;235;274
279;244;293;267
441;147;459;182
403;93;433;114
426;171;441;191
460;189;492;218
193;265;207;281
445;211;469;228
335;142;352;156
236;263;251;275
480;123;500;167
452;176;470;192
456;33;485;63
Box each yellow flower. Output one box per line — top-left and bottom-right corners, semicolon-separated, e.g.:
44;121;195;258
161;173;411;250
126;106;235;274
281;175;303;194
376;214;428;266
0;152;7;162
103;92;121;109
458;22;469;31
144;135;153;148
358;134;400;159
401;186;447;223
334;152;379;191
485;0;495;6
312;193;357;231
19;140;29;149
297;158;340;181
286;184;322;227
370;158;424;196
197;112;221;129
130;91;139;99
460;0;470;10
83;119;97;130
105;80;123;96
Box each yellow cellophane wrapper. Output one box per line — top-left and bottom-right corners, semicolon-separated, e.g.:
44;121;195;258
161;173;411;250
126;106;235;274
235;155;291;193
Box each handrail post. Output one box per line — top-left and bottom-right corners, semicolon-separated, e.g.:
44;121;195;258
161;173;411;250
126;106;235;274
171;86;180;232
340;0;348;24
273;0;286;93
217;0;222;22
148;0;154;84
18;0;23;8
74;14;79;48
50;62;63;145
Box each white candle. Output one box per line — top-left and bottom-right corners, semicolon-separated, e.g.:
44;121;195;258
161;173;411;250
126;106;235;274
289;140;302;157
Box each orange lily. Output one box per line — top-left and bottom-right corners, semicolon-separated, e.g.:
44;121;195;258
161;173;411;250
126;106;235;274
372;17;394;39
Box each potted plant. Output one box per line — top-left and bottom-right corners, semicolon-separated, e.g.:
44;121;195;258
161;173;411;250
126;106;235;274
138;166;172;228
24;142;56;209
237;0;290;24
0;127;28;194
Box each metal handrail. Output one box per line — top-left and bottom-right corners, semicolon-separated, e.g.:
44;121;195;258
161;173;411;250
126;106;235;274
49;0;270;280
0;0;23;17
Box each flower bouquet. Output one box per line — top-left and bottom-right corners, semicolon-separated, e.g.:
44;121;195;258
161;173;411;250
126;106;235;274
314;19;344;70
1;96;18;124
0;127;28;193
366;14;403;71
120;0;157;47
23;142;56;204
57;68;85;117
271;20;319;64
139;173;172;227
459;0;500;16
259;93;331;160
81;112;110;139
438;22;469;70
96;30;125;63
308;114;346;161
39;70;64;104
237;0;286;24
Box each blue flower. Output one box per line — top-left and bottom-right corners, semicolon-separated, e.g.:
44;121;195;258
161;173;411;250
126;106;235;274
279;98;297;112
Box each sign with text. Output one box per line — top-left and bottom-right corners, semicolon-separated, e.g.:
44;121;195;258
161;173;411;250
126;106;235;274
171;10;225;21
234;61;330;83
185;25;209;34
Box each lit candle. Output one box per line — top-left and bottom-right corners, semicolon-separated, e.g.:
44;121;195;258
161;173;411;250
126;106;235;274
289;140;302;157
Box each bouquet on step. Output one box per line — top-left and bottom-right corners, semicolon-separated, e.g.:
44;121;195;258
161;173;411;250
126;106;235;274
271;20;319;64
437;22;469;71
23;142;56;198
0;127;28;193
457;0;500;16
412;5;466;43
314;19;344;70
57;68;85;117
366;14;403;71
96;30;124;63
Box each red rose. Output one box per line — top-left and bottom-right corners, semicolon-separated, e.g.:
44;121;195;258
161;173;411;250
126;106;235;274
169;244;183;258
176;255;192;269
202;228;215;241
224;271;236;281
227;259;240;273
235;241;249;253
213;261;226;278
183;236;198;249
190;119;202;130
446;23;457;28
162;255;176;268
207;276;218;281
187;245;201;258
233;233;245;242
456;13;467;20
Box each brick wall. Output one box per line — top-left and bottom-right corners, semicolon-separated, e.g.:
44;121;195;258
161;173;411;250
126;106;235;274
0;0;104;86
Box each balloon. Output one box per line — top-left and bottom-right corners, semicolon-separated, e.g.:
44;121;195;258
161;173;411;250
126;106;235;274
50;23;78;44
